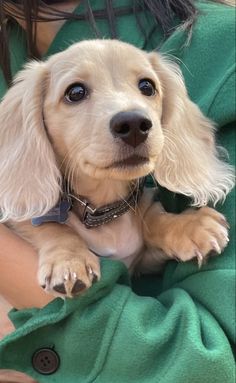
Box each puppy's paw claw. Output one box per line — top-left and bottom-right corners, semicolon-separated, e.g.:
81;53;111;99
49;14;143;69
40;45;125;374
195;250;204;268
166;208;230;266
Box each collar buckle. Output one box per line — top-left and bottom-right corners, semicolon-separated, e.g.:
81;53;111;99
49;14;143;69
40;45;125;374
67;194;97;221
82;202;97;223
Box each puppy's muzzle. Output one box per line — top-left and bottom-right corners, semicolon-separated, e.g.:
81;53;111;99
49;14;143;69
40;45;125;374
110;110;152;148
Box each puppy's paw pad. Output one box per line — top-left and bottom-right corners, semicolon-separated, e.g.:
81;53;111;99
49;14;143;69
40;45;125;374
53;283;67;295
71;279;87;295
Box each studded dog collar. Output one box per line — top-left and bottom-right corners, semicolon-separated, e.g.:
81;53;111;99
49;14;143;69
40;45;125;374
68;178;145;229
32;178;145;229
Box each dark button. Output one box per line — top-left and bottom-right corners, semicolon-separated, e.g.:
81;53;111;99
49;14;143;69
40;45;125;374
32;348;60;375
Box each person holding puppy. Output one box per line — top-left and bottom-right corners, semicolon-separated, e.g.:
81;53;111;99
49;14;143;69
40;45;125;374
0;1;235;382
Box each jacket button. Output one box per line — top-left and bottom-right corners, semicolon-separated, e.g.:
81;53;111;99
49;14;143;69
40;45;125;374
32;348;60;375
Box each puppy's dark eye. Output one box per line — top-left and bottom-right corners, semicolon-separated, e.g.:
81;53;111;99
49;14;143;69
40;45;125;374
138;79;156;96
64;83;88;103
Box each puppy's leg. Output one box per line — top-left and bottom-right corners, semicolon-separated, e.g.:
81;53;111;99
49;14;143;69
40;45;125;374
142;203;229;268
11;221;100;297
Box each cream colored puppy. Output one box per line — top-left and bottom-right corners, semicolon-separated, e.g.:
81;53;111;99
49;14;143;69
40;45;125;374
0;40;234;297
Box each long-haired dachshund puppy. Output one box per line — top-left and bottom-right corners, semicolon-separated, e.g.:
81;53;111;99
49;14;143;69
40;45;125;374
0;40;234;297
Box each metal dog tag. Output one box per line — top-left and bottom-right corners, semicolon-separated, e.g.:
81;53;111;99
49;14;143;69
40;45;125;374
31;199;72;226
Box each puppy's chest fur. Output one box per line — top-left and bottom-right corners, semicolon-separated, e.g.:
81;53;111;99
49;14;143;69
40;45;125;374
68;209;144;269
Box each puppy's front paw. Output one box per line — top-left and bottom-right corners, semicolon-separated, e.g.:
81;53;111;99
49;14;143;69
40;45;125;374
38;248;100;297
162;207;229;267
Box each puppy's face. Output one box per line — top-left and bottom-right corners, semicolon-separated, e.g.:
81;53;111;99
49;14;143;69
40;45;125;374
44;40;164;181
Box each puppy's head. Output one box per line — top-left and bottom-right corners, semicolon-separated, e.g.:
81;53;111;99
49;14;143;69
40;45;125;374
43;40;165;182
0;40;234;221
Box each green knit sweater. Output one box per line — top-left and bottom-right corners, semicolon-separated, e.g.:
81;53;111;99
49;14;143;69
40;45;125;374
0;1;235;382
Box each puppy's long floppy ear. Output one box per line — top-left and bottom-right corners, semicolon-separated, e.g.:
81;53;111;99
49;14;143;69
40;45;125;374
149;53;234;206
0;62;61;221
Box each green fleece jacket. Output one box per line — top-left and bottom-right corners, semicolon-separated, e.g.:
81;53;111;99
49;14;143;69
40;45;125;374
0;1;235;382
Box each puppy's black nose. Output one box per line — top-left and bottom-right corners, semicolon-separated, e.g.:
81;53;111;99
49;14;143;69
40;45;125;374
110;110;152;148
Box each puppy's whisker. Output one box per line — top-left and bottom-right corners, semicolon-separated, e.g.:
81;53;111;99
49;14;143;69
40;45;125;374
63;160;75;188
66;160;79;190
63;152;80;191
116;181;140;215
150;174;158;188
59;142;82;171
161;52;193;77
134;178;140;211
120;196;137;214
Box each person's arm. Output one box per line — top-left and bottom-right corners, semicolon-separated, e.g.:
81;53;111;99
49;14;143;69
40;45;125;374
0;224;54;309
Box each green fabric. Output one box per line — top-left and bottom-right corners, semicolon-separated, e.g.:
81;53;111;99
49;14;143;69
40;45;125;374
0;1;235;382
